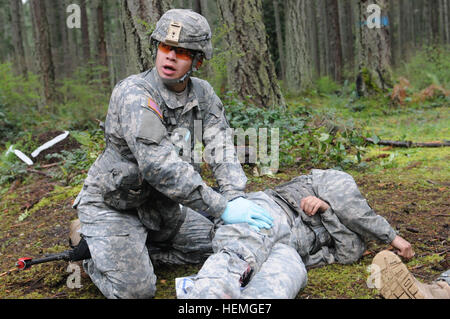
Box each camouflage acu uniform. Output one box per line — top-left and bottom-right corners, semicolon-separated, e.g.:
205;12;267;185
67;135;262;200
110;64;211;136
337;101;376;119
186;169;397;299
73;67;247;299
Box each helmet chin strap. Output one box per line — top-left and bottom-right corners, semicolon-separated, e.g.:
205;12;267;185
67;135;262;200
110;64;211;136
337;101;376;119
159;53;202;87
161;69;193;86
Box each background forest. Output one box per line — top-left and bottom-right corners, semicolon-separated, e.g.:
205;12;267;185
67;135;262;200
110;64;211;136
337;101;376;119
0;0;448;299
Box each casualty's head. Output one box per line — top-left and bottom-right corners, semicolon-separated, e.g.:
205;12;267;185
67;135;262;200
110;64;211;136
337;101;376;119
151;9;213;90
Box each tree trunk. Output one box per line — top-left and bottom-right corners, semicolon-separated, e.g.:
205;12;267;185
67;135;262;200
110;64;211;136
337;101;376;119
105;0;127;87
46;0;65;79
217;0;285;108
356;0;393;97
121;0;171;76
29;0;55;106
430;0;440;44
338;0;355;75
9;0;28;77
316;0;328;78
308;1;320;78
80;0;91;63
284;0;312;93
58;0;70;77
326;0;343;83
443;0;450;44
273;0;285;81
389;0;401;67
96;0;108;69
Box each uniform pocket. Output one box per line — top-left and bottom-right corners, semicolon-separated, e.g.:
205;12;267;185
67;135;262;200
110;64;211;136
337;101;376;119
98;148;150;210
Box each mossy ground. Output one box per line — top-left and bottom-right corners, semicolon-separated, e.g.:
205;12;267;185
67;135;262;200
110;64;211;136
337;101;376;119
0;95;448;299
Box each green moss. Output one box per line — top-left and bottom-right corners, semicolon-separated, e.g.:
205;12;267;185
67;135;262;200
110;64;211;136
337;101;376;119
28;185;82;215
299;259;380;299
361;68;384;94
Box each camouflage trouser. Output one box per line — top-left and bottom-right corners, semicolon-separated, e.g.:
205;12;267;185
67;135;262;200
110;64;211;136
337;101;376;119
240;243;307;299
76;189;214;299
186;191;304;299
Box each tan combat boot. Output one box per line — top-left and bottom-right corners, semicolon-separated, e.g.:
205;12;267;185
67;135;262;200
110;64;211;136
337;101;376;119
371;250;450;299
69;219;82;247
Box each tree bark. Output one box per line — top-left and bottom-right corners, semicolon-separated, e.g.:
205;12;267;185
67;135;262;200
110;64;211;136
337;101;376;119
308;1;320;78
443;0;450;44
316;0;328;78
105;0;127;87
9;0;28;77
80;0;91;63
389;0;400;66
338;0;355;75
217;0;285;108
121;0;171;76
29;0;55;106
58;0;71;77
284;0;312;93
326;0;343;83
96;0;108;69
356;0;393;97
273;0;285;81
430;0;440;44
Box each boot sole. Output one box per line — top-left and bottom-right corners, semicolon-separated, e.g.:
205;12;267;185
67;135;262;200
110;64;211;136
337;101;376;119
371;250;425;299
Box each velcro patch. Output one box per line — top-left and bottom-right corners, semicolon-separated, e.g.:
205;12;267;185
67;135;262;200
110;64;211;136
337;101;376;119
148;97;163;120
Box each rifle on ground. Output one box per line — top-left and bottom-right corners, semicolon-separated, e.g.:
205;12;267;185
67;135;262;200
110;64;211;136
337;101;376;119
1;238;91;277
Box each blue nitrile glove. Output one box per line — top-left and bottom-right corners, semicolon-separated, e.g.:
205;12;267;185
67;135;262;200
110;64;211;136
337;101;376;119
221;197;274;230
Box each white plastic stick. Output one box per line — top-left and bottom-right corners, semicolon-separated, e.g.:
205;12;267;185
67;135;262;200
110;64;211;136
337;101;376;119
13;149;34;165
31;131;70;158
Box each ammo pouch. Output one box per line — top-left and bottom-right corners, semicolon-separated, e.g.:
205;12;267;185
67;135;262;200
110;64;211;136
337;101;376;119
98;147;150;210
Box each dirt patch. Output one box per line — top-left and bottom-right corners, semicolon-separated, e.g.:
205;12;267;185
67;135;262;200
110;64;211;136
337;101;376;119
354;173;449;281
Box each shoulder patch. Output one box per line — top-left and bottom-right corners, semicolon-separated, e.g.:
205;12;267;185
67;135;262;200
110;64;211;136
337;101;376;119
137;108;167;145
148;97;163;120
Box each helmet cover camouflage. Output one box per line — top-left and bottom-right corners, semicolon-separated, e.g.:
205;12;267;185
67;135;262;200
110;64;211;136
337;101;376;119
151;9;213;60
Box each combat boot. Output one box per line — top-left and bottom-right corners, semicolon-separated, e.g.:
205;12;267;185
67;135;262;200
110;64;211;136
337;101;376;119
372;250;450;299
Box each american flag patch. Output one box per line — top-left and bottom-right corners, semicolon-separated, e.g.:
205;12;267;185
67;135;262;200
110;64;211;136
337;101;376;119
148;97;163;120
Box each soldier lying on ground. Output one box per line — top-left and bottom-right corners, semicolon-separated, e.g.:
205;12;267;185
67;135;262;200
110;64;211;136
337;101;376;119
72;9;273;299
183;168;415;299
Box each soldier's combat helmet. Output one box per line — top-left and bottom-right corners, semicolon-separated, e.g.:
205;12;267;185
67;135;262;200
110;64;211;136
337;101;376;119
151;9;213;60
151;9;213;85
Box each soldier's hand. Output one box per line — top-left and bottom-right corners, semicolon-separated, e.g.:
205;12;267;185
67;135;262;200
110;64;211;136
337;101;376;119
221;197;274;230
391;235;415;259
300;196;330;216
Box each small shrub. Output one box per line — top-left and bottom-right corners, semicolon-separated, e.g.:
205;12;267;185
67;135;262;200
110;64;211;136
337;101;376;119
315;76;340;96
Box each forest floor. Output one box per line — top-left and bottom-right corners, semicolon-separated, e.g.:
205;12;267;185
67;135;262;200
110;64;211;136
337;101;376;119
0;98;448;299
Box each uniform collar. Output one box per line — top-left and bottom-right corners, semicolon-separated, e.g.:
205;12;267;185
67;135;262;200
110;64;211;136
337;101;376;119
148;68;199;115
